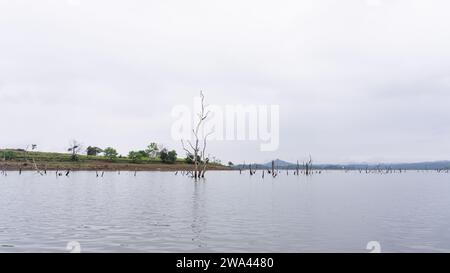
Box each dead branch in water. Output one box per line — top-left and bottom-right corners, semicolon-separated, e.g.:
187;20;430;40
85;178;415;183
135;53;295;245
181;91;213;180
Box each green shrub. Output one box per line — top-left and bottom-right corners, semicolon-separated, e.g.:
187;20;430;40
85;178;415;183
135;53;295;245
0;151;16;161
86;146;103;156
160;149;177;164
103;147;118;161
185;153;202;164
128;151;146;163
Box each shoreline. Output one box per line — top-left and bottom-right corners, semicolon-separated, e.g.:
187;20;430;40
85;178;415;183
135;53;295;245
0;161;231;172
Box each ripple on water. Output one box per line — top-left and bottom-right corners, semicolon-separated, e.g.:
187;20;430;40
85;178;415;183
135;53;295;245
1;171;450;252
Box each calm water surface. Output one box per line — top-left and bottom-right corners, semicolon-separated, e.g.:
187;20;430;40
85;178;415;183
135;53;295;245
0;171;449;253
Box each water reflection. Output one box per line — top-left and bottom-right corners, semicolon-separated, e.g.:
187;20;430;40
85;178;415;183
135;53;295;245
1;171;450;252
191;180;207;249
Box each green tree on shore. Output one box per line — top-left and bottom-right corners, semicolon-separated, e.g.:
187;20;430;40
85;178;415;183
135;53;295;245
185;153;201;164
103;147;118;161
160;148;177;164
0;150;16;161
86;146;103;156
128;151;147;163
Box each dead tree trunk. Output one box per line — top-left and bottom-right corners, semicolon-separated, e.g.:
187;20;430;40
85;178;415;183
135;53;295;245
182;91;212;180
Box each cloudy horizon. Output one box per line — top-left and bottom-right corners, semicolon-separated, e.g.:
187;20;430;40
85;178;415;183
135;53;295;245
1;0;450;164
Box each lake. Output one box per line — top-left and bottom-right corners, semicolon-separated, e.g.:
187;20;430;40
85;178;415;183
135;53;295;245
0;170;449;253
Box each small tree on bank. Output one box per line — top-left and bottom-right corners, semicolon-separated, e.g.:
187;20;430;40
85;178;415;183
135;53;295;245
159;148;177;164
185;153;201;164
68;140;82;161
103;147;118;161
86;146;103;156
128;150;147;163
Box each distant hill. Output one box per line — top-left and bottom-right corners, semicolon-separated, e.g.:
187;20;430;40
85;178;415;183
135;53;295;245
262;159;293;168
233;160;450;170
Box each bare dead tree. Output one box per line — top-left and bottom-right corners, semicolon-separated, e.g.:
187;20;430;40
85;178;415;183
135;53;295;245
271;160;275;176
23;144;44;175
305;155;313;176
181;91;213;180
68;140;82;161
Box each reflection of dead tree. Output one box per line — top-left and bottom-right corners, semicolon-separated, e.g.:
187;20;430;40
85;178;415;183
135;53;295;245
181;91;212;180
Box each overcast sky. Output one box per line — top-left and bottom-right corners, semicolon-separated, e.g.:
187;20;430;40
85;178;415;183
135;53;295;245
1;0;450;164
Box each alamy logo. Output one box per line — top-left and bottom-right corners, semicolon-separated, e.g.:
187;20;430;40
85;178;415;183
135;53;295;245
171;95;280;152
66;241;81;253
366;241;381;253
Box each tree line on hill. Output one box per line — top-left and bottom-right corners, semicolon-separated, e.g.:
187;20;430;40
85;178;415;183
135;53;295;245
1;141;224;167
83;142;178;164
0;142;178;164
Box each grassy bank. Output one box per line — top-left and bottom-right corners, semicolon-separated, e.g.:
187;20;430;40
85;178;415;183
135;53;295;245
0;149;230;172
